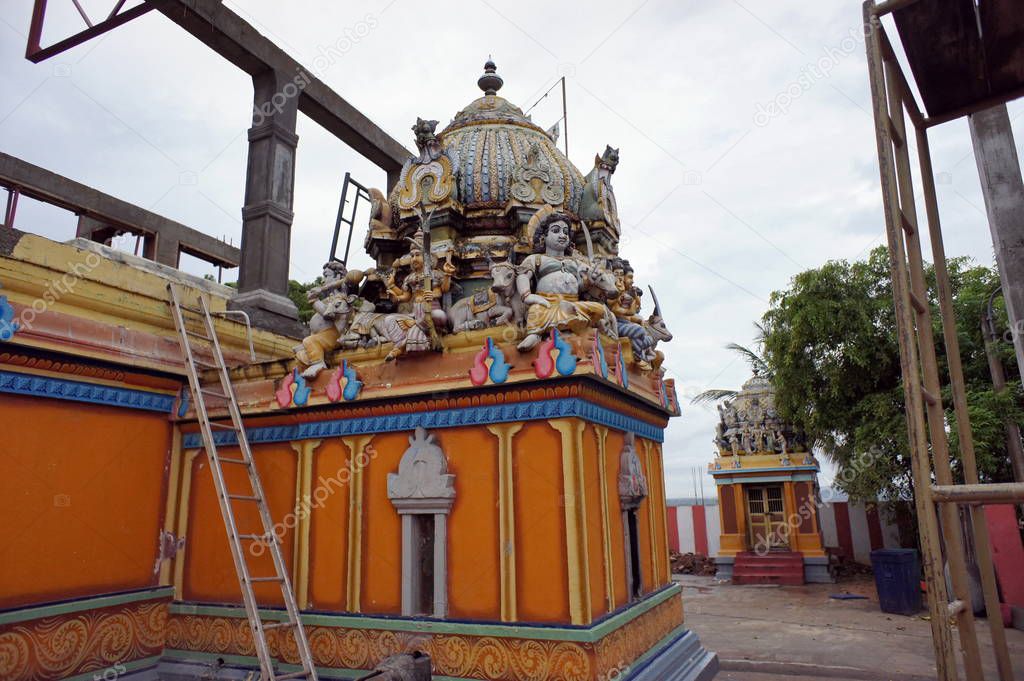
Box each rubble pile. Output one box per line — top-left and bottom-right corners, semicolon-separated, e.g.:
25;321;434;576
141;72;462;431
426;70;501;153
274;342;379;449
670;552;717;575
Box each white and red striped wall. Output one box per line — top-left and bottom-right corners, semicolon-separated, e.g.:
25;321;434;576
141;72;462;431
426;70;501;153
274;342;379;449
667;499;906;563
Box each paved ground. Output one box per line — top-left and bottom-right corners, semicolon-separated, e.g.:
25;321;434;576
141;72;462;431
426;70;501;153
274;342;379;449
677;574;1024;680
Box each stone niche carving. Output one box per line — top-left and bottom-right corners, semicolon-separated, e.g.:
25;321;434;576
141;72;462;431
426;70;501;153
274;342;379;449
618;432;648;510
388;427;455;618
510;141;565;206
387;427;456;509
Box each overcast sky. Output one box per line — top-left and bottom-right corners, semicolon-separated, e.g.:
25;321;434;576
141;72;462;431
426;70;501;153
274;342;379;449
1;1;1021;497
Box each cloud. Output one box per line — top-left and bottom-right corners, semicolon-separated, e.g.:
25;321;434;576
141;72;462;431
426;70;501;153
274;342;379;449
0;0;1020;496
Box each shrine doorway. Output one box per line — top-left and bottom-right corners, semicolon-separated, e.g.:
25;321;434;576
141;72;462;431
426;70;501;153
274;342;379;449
746;485;788;551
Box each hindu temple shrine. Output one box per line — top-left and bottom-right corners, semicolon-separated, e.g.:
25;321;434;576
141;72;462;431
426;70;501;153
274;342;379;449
0;58;717;681
708;373;829;585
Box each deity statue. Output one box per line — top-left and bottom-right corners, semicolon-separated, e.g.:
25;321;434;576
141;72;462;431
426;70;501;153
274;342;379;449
609;258;653;370
775;429;788;456
515;212;616;352
384;238;456;357
293;261;352;378
580;145;621;233
727;433;740;457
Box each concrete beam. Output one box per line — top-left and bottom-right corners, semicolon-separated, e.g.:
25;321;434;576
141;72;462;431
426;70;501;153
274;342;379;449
0;151;239;269
970;104;1024;382
156;0;412;181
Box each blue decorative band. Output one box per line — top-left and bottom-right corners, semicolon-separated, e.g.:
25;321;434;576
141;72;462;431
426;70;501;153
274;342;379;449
0;370;176;413
183;397;664;449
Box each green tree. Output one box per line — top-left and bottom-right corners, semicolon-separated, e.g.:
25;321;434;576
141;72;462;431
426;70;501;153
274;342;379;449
288;278;322;324
212;279;319;324
761;247;1021;501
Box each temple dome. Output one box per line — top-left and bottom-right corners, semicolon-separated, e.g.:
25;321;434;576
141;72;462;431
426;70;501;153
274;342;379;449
438;63;585;213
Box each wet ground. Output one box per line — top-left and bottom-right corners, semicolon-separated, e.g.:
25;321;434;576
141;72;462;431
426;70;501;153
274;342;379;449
677;573;1024;680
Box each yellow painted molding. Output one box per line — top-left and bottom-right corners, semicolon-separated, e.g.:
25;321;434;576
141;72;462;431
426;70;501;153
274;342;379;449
547;418;592;625
783;481;799;552
289;440;322;609
640;440;660;585
592;425;615;613
173;449;203;600
0;241;293;364
654;444;672;584
342;434;374;613
734;482;748;546
486;422;524;623
159;427;184;586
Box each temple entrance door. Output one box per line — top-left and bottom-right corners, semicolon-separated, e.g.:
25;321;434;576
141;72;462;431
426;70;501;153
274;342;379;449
746;485;787;551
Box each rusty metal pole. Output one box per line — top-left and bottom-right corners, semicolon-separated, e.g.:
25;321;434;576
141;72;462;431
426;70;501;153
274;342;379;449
982;287;1024;491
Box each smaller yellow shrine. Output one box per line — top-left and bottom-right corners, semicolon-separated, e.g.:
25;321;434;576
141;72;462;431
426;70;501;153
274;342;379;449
708;373;830;584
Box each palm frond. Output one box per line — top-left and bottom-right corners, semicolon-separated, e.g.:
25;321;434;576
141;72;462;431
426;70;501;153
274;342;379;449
724;342;769;375
690;388;738;406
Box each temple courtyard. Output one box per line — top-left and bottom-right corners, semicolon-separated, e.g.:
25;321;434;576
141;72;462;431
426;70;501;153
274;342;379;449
678;574;1024;681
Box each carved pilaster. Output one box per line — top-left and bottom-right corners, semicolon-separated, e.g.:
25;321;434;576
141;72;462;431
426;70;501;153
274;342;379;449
593;425;616;612
290;439;322;609
172;448;203;600
342;434;374;613
486;422;524;622
548;418;592;625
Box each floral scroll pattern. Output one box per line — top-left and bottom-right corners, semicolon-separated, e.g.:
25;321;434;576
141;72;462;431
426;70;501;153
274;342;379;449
165;594;683;681
594;593;683;678
0;598;167;681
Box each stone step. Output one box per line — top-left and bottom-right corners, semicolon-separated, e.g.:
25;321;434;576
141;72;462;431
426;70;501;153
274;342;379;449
734;562;805;572
733;572;805;586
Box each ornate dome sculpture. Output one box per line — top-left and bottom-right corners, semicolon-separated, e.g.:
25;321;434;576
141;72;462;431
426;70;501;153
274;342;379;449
438;72;585;213
375;60;596;271
713;372;809;461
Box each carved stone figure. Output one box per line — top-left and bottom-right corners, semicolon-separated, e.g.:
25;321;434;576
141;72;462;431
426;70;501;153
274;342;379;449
740;427;753;453
293;261;354;378
580;145;621;232
776;429;788;456
367;187;395;239
387;427;455;503
515;212;616;352
643;286;673;371
448;257;523;332
395;118;457;211
617;433;648;508
608;258;653;369
384;238;456;359
510;141;565;206
333;297;421;362
293;293;354;378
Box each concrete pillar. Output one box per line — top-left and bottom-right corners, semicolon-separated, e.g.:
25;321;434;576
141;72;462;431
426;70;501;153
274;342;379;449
969;104;1024;382
230;67;304;337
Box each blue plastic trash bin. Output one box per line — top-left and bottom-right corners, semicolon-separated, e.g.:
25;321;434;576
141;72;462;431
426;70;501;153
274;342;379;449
870;548;922;615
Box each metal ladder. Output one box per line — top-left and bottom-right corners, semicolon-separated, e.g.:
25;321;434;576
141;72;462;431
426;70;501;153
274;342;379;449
329;171;370;265
168;284;319;681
